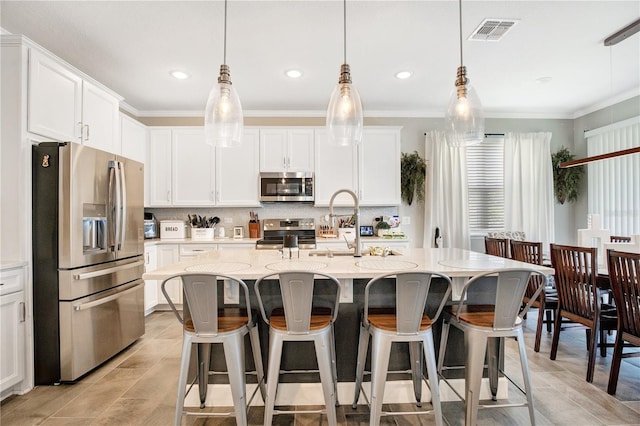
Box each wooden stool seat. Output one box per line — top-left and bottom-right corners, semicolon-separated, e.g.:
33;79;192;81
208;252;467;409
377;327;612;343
445;304;514;328
184;308;250;333
368;312;433;332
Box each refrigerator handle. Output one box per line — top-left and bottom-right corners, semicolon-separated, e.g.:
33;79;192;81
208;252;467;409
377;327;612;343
118;161;127;250
108;161;117;251
114;161;122;251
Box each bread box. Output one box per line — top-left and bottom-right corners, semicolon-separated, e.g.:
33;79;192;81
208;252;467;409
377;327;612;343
160;220;187;239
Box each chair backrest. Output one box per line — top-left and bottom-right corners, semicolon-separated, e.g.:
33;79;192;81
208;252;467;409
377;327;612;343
511;240;546;301
485;236;510;258
161;272;251;337
457;268;547;330
550;244;599;321
607;249;640;339
363;271;452;334
254;271;341;334
611;236;632;243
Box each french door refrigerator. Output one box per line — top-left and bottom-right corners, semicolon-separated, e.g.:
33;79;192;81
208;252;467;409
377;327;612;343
32;142;145;384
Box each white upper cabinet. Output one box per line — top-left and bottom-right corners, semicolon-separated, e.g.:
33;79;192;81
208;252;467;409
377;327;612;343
216;128;261;206
259;128;314;172
172;128;215;206
314;128;358;206
146;126;260;208
28;49;82;142
81;81;120;154
358;127;402;206
119;114;146;163
314;126;401;206
147;129;173;206
28;49;121;153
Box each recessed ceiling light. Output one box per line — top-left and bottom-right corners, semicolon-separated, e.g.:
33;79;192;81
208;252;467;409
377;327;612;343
285;69;303;79
536;76;552;84
395;71;413;80
170;70;190;80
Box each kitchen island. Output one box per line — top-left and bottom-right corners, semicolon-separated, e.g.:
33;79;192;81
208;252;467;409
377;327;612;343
142;248;553;406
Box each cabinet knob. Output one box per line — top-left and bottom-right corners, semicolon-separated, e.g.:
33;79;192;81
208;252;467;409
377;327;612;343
167;190;171;201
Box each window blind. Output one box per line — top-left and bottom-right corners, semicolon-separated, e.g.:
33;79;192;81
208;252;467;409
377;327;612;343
586;117;640;236
466;136;505;231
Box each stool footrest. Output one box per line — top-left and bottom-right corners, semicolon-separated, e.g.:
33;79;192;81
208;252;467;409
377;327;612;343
274;408;326;415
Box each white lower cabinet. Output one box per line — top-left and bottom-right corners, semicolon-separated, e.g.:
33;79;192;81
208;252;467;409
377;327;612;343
143;245;158;315
0;266;26;395
155;244;180;306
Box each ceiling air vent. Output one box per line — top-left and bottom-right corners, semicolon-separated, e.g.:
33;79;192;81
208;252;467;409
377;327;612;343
469;19;519;41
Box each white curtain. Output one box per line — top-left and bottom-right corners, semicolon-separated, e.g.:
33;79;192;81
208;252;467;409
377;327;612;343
423;131;470;249
586;116;640;235
504;132;555;251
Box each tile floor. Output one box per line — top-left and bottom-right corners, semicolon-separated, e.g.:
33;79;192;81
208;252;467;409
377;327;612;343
1;310;639;425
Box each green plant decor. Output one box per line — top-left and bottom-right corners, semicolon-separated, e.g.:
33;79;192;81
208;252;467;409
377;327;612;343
401;151;426;205
375;221;390;230
551;147;584;204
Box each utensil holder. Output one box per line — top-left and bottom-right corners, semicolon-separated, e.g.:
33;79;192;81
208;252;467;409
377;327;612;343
248;221;260;239
191;228;215;240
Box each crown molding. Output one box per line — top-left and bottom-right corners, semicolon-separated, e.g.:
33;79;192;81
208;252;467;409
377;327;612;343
572;88;640;119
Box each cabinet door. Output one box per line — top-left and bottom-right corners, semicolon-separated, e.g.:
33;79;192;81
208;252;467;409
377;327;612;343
216;128;260;206
148;129;173;206
81;81;120;154
143;245;158;314
259;128;288;171
120;114;146;163
172;128;215;206
156;244;181;305
0;291;25;392
359;128;401;206
314;128;358;206
288;129;315;171
28;49;82;142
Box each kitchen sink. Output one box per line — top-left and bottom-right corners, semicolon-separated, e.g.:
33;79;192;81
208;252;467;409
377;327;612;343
308;248;402;257
308;249;355;257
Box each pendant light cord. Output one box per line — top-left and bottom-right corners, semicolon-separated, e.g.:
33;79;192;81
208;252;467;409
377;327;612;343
343;0;347;64
223;0;228;65
458;0;463;67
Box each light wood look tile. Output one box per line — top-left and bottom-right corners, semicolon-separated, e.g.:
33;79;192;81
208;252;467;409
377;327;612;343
2;310;638;425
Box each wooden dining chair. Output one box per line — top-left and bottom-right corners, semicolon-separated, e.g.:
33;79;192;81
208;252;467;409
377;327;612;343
511;240;558;352
606;249;640;395
549;244;618;382
484;236;510;258
610;235;632;243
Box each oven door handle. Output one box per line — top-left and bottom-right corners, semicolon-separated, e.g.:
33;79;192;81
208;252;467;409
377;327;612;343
73;260;144;280
73;282;142;311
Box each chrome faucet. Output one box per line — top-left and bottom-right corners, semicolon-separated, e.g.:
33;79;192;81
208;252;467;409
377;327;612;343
328;189;362;257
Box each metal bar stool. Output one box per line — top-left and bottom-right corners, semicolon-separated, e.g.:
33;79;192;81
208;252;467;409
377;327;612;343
351;271;452;426
437;268;547;426
161;272;265;426
254;271;341;426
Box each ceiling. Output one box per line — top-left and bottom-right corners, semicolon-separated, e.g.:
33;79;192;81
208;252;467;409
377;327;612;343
1;1;639;119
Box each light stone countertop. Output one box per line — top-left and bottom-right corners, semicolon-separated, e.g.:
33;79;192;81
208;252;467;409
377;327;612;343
142;247;553;282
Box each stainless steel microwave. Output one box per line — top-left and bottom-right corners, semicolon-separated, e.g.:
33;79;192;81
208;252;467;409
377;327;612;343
259;172;314;202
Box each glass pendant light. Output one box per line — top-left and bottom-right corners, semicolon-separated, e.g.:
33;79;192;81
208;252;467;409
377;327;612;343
326;0;363;147
205;0;243;147
445;0;484;147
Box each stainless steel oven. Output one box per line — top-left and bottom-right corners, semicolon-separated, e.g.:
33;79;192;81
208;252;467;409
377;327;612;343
259;172;314;202
255;218;316;250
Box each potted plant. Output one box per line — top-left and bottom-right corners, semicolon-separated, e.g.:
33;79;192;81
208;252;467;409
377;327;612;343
375;220;390;237
401;151;426;205
551;147;584;204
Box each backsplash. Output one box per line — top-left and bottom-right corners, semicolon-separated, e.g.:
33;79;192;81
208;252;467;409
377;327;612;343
146;205;399;236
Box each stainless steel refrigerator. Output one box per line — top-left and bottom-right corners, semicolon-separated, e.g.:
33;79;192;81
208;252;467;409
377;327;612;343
32;142;145;384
